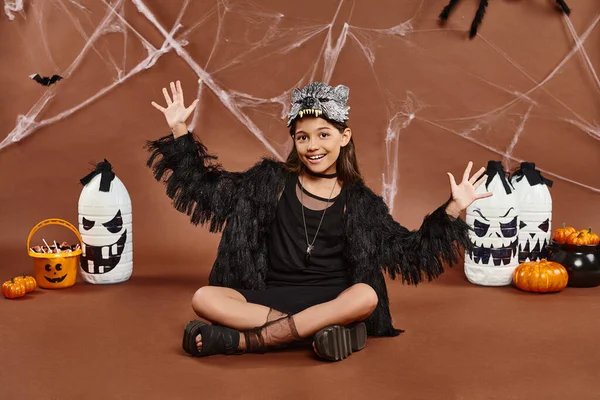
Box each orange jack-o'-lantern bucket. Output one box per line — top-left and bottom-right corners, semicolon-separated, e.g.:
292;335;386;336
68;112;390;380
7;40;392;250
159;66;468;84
27;219;83;289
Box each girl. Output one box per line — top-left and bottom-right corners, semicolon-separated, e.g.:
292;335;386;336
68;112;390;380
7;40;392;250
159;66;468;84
147;80;491;361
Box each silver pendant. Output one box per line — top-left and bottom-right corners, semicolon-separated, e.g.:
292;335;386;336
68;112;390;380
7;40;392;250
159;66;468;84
306;244;314;256
305;244;314;263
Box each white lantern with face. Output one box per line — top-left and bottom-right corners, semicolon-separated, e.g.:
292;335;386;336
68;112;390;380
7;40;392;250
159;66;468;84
510;162;553;263
78;160;132;284
464;161;519;286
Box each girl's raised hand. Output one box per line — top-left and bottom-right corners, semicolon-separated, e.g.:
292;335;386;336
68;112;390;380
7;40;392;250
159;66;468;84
151;80;199;135
447;161;493;212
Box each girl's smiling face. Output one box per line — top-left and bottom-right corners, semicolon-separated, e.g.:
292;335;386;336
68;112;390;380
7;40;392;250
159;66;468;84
293;117;352;175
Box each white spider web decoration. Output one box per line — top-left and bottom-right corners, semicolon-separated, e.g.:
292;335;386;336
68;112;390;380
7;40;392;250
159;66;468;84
2;0;599;213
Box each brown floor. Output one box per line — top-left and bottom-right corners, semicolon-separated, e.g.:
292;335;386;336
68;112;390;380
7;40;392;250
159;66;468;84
2;255;600;400
2;0;600;398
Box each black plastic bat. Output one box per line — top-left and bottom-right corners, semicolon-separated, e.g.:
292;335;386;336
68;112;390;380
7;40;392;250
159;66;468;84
30;74;63;86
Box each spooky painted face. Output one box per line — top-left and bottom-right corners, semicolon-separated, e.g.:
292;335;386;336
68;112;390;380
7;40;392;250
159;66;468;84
293;117;351;175
44;261;68;283
468;206;519;266
80;210;127;274
519;218;550;262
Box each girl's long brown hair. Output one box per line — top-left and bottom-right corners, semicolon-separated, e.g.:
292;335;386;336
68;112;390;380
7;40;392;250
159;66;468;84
284;118;362;183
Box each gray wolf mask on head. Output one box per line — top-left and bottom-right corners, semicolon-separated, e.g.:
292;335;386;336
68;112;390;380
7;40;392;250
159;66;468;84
287;82;350;129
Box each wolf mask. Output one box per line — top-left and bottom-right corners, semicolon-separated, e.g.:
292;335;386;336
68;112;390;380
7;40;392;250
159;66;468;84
287;82;350;129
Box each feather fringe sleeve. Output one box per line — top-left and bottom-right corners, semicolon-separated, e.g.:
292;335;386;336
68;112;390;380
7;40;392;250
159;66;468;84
145;132;245;232
380;196;473;285
346;183;472;286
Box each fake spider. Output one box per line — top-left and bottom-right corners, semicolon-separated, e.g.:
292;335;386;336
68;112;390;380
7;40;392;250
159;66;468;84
439;0;571;39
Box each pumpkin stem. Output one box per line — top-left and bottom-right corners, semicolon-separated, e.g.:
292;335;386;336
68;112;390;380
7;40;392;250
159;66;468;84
562;222;566;228
588;227;593;234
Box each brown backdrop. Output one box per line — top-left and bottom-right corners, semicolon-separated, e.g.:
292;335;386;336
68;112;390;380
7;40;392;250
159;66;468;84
1;1;599;399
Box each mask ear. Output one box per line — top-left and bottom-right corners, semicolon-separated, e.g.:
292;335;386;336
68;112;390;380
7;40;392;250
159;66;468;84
334;85;349;102
291;88;302;103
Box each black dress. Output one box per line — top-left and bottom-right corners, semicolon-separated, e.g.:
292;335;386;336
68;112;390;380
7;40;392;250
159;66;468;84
236;174;350;314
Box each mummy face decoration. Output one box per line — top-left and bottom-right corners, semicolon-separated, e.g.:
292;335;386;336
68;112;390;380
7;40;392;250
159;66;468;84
78;159;133;284
464;160;520;286
79;210;127;275
518;218;550;262
510;162;553;263
468;206;519;266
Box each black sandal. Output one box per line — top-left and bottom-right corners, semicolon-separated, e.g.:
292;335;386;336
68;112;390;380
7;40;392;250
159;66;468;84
182;320;241;357
313;322;367;361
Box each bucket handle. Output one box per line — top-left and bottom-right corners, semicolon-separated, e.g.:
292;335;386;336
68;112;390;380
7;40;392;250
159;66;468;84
27;218;83;255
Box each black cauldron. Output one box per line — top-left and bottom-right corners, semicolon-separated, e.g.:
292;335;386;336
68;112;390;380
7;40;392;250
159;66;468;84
547;241;600;287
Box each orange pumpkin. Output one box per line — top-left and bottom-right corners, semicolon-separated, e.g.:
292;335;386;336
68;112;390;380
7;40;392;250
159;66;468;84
513;259;568;293
552;223;577;244
566;228;600;246
2;278;26;299
14;274;37;293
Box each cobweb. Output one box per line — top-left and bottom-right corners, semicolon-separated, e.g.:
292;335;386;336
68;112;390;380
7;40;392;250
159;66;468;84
2;0;599;212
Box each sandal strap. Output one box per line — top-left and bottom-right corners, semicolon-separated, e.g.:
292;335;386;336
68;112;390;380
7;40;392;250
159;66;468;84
204;324;240;356
213;324;240;354
183;321;240;357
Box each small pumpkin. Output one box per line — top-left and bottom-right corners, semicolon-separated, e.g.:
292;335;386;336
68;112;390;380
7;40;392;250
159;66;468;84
2;278;26;299
552;223;577;244
14;274;37;293
513;259;568;293
566;228;600;246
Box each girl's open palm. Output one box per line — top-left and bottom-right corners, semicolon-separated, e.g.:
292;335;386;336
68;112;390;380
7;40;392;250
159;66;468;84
447;161;493;211
151;80;199;130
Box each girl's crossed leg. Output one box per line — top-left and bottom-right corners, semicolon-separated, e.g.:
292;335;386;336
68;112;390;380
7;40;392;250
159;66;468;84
186;283;378;360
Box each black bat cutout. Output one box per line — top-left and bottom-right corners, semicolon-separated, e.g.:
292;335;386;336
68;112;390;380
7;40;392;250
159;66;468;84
30;74;63;86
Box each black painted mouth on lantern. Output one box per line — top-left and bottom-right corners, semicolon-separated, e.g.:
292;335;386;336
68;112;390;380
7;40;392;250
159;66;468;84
81;230;127;274
45;274;67;283
468;238;518;266
519;237;549;262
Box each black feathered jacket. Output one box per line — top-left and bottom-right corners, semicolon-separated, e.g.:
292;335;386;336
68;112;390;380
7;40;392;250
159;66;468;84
145;132;472;337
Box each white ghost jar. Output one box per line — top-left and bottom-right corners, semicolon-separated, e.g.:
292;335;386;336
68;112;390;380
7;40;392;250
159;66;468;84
510;162;553;263
464;161;519;286
78;160;133;284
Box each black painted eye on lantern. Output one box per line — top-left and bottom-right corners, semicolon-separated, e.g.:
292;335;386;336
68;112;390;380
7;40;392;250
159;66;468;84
500;217;518;237
538;219;550;232
45;264;51;272
520;220;527;230
56;264;62;271
82;217;95;230
474;220;489;237
102;210;123;234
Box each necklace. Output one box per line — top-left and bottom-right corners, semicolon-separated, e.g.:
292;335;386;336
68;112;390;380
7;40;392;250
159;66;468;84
300;175;338;263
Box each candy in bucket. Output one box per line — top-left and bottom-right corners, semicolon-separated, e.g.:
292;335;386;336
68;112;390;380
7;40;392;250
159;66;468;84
30;240;81;254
